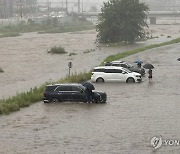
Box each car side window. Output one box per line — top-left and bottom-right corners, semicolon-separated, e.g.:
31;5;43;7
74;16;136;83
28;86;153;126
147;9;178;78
45;86;57;92
105;69;122;73
112;64;120;66
104;69;116;73
55;86;71;91
105;69;113;73
114;69;122;73
71;86;82;92
121;64;128;68
93;69;105;72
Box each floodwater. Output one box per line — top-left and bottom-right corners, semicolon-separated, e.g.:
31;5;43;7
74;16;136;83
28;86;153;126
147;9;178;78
0;25;180;153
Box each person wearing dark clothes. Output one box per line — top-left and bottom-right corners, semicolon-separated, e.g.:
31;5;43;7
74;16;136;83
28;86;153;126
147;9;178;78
148;69;152;82
86;88;94;103
137;62;141;68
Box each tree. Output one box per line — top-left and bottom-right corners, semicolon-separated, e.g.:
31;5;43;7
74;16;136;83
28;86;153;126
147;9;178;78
96;0;149;43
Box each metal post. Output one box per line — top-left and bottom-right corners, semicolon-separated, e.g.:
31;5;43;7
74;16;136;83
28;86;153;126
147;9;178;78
46;0;50;15
68;62;72;77
62;0;63;12
20;0;23;18
66;0;68;13
2;0;6;18
78;0;80;13
69;67;70;77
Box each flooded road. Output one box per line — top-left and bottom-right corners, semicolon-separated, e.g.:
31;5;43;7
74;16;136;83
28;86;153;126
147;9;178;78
0;33;180;153
0;24;180;154
0;25;180;99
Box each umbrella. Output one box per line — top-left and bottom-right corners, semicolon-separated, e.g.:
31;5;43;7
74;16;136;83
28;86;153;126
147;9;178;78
143;63;154;69
134;60;143;64
82;81;95;90
177;58;180;61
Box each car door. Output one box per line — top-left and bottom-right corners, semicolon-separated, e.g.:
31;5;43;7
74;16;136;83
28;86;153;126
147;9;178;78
113;68;127;82
104;69;116;82
55;86;72;101
71;86;86;102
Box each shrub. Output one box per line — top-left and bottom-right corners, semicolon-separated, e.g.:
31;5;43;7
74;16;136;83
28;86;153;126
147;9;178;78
47;46;67;54
69;52;77;56
0;67;4;73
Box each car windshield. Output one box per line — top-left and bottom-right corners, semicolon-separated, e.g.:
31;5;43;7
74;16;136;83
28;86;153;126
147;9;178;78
122;68;132;73
126;63;133;67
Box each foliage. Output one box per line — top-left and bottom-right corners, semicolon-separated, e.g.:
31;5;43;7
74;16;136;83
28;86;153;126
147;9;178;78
0;20;95;38
69;52;77;56
0;84;46;114
57;72;92;84
0;67;4;73
47;46;67;54
103;37;180;64
0;72;91;115
0;33;20;38
96;0;149;43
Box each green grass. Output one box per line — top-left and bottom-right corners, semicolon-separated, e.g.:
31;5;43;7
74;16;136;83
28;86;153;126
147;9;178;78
0;85;46;114
47;46;67;54
0;21;95;38
58;72;91;84
0;32;20;38
0;72;91;115
0;37;180;115
103;37;180;64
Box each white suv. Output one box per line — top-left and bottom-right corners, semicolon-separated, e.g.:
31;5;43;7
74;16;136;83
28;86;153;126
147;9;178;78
91;66;142;83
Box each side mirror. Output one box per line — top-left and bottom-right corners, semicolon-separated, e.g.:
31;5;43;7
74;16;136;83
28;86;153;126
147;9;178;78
122;71;127;74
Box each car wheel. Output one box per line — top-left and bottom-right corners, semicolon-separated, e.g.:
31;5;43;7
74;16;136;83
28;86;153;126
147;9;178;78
101;100;106;103
126;77;135;83
96;77;104;83
92;99;98;103
52;98;58;103
44;100;49;103
83;100;87;103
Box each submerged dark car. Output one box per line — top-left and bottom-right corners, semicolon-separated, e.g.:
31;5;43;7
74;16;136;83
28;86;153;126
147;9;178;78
43;83;107;103
105;61;145;76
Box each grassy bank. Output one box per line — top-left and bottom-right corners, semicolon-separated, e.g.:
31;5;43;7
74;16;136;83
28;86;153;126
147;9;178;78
0;38;180;114
0;72;91;114
103;37;180;64
0;21;95;38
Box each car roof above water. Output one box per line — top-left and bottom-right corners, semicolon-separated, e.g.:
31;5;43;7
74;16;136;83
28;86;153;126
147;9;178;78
93;66;125;70
45;83;86;91
111;60;124;63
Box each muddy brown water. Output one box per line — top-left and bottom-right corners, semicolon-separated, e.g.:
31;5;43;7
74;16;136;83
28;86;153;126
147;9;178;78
0;25;180;99
0;25;180;153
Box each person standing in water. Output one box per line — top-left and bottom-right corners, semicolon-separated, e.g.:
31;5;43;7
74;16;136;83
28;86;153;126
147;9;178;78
148;69;152;82
137;62;142;68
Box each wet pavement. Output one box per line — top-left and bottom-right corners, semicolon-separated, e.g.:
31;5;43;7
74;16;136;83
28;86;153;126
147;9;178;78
0;35;180;153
